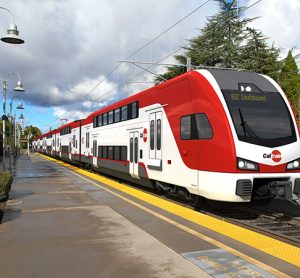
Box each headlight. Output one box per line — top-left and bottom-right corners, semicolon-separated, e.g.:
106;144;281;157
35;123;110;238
286;158;300;170
237;158;259;171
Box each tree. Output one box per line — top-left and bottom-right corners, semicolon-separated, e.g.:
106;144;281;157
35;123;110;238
20;125;42;149
155;0;281;83
22;125;42;139
279;50;300;113
240;28;281;80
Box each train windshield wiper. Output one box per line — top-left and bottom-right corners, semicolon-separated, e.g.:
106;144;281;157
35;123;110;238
238;108;257;138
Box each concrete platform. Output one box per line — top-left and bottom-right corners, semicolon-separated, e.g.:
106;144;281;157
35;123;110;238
0;155;209;278
0;154;299;277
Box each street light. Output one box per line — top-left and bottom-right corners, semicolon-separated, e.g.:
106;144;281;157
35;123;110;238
2;72;25;171
12;111;24;162
9;97;24;172
0;7;24;44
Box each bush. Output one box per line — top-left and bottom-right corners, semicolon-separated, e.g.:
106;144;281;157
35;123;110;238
0;172;13;202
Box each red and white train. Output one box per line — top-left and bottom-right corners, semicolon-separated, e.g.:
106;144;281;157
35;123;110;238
33;69;300;205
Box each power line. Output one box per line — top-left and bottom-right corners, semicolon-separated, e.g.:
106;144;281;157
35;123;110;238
47;0;213;127
124;0;212;61
47;0;263;128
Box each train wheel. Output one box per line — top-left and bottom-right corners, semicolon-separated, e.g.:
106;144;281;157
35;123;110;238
191;195;203;209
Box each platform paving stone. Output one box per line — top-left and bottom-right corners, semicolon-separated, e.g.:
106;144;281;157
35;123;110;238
0;155;210;278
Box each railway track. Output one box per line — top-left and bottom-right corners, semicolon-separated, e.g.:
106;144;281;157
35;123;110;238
199;199;300;246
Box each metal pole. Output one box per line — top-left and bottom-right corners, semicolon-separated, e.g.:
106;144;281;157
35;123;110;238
8;100;12;173
14;115;17;148
186;57;192;72
2;81;7;171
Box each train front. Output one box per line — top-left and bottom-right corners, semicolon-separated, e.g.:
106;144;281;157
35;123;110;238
200;69;300;203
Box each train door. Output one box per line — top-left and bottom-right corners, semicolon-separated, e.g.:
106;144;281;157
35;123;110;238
129;131;139;179
92;139;97;166
69;141;72;160
148;111;162;170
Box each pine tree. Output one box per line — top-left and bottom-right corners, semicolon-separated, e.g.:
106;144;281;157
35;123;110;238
155;0;250;83
155;0;281;84
240;28;281;80
279;50;300;113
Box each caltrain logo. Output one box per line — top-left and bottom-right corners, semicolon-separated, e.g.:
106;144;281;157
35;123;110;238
143;128;148;143
263;150;282;163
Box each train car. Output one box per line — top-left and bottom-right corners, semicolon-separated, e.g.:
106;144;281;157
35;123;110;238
70;120;82;163
36;69;300;204
51;128;60;157
44;131;53;156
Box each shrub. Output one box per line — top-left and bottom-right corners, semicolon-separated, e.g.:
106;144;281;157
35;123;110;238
0;172;13;202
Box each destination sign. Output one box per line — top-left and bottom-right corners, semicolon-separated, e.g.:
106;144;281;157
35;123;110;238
230;93;267;102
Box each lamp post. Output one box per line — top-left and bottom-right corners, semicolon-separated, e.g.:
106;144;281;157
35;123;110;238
13;112;24;161
15;108;24;148
2;72;25;171
0;7;24;172
0;7;24;44
9;98;24;172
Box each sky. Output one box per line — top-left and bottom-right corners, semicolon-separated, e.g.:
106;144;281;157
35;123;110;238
0;0;299;133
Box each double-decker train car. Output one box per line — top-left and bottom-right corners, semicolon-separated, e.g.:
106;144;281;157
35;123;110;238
34;69;300;205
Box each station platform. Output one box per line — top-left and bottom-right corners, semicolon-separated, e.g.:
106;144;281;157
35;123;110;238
0;154;299;277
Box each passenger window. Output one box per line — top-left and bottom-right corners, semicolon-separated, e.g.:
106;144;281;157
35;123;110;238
103;113;108;125
93;117;97;128
114;146;120;160
130;138;133;162
102;146;108;159
108;111;114;124
121;106;128;121
114;108;120;123
98;115;102;127
86;132;90;148
157;119;161;150
93;140;97;157
108;146;113;159
134;137;138;163
195;114;213;139
181;116;191;140
98;146;102;158
132;102;139;119
120;146;127;161
150;120;155;150
181;114;213;140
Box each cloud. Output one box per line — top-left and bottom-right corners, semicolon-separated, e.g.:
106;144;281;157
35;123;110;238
0;0;299;130
0;0;218;106
246;0;300;55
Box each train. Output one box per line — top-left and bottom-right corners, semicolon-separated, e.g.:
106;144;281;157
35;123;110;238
33;69;300;206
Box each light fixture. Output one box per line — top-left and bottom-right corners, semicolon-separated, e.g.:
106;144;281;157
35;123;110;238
17;100;24;110
19;113;24;120
1;23;24;44
0;7;24;44
14;80;25;91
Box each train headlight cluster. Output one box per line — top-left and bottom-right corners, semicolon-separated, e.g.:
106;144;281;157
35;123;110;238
286;158;300;170
237;158;259;171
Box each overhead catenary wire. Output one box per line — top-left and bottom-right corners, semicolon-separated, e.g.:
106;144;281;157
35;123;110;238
46;0;213;128
47;0;263;129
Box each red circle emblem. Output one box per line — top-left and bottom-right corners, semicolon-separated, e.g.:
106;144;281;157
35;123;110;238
143;128;147;143
271;150;282;163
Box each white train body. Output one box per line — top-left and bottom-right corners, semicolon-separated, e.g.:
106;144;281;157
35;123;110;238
34;70;300;203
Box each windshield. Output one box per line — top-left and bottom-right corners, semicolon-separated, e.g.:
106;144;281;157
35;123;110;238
222;90;296;147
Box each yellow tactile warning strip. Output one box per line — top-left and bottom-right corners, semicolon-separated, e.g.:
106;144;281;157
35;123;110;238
40;154;300;272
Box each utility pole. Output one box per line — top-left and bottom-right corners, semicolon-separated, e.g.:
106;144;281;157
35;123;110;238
186;57;192;72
